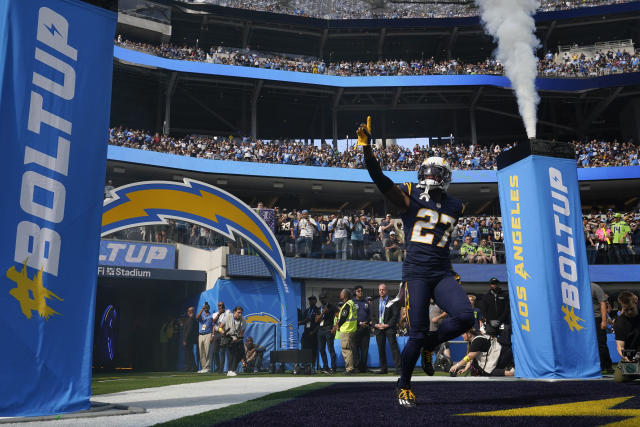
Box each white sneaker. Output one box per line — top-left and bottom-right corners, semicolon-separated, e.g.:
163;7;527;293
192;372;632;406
226;371;237;377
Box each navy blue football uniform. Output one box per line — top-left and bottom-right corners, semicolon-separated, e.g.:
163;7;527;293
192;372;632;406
399;182;464;280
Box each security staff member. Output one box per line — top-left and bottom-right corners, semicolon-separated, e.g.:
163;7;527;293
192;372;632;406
332;289;357;375
353;285;371;373
478;278;510;341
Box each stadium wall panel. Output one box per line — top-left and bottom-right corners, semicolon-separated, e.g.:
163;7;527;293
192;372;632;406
226;254;640;283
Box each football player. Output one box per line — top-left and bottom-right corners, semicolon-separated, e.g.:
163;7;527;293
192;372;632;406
357;116;474;408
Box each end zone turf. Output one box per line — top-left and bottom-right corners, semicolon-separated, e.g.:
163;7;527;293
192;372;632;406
164;380;640;426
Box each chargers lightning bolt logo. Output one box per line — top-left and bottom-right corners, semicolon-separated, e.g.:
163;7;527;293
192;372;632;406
102;179;286;278
44;23;62;38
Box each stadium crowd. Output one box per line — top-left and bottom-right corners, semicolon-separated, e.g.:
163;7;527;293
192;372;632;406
116;38;640;78
109;127;640;170
104;192;640;265
180;0;634;19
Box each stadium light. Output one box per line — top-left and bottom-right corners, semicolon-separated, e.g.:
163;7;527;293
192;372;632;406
273;182;284;189
216;179;228;186
112;167;126;174
311;184;323;191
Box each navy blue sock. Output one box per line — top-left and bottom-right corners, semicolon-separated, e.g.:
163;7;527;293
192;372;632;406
398;335;424;389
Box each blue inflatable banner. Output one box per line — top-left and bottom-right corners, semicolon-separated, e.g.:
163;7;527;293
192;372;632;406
497;155;600;379
0;0;115;416
99;240;176;269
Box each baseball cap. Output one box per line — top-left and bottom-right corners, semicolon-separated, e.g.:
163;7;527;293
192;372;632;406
489;277;499;285
308;295;317;301
390;230;396;235
302;209;309;214
319;293;328;299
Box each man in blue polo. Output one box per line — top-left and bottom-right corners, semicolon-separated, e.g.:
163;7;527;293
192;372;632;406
196;302;214;373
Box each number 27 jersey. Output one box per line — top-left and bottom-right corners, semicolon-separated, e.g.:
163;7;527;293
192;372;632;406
399;182;464;280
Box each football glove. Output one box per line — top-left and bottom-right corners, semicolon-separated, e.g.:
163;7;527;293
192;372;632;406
356;116;372;147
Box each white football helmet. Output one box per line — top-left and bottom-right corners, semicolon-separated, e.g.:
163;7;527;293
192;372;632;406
417;157;452;193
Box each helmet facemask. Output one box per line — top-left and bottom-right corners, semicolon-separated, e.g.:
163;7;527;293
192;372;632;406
417;161;451;193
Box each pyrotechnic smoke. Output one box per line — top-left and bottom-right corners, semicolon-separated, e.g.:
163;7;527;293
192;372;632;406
476;0;541;138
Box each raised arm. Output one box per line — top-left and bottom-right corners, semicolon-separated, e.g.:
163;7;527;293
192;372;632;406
357;116;410;211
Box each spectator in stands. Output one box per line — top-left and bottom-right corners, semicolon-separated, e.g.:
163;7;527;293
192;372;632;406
364;217;379;259
492;221;503;243
585;222;598;264
116;36;640;76
295;209;317;257
477;239;497;264
241;337;265;373
332;215;350;260
379;214;394;249
595;220;613;264
449;239;461;262
478;219;492;242
460;235;480;263
463;219;480;244
351;215;365;259
385;231;404;262
316;293;338;374
108;127;639;172
610;213;631;264
223;306;246;376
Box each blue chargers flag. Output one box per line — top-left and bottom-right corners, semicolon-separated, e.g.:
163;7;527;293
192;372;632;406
0;0;116;416
497;155;600;379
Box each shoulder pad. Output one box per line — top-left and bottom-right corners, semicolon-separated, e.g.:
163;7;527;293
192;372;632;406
401;182;412;195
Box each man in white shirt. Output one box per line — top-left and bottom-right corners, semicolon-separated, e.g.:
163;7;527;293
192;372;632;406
296;210;317;257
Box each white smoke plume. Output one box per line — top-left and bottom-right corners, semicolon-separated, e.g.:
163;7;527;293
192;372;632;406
476;0;541;138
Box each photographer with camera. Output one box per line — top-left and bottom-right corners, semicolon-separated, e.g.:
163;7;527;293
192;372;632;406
614;291;640;362
449;329;514;377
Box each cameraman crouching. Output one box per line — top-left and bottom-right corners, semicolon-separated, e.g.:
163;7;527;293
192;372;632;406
449;329;514;377
614;291;640;361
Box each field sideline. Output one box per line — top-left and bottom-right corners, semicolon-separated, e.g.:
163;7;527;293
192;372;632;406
8;372;637;427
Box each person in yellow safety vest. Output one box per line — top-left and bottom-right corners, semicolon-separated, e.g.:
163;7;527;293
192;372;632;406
331;289;357;375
